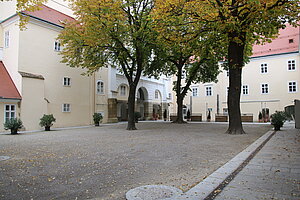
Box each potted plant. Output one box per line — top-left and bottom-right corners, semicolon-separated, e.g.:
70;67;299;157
270;111;287;131
134;112;141;123
4;118;23;134
258;111;263;122
163;109;167;121
93;113;103;126
207;111;211;122
39;114;56;131
187;109;191;121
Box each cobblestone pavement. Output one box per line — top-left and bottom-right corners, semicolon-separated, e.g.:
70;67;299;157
0;122;270;200
215;124;300;200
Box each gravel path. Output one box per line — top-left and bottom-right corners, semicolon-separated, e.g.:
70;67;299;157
0;122;271;200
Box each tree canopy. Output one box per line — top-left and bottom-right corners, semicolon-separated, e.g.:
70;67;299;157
59;0;157;130
154;0;299;133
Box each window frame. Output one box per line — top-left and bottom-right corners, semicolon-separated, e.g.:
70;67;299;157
4;104;16;122
288;81;297;93
97;80;104;94
287;60;296;71
120;85;126;96
261;83;269;94
4;31;9;48
205;86;213;96
192;87;199;97
63;77;71;86
62;103;71;112
260;63;268;74
242;85;249;95
54;41;61;51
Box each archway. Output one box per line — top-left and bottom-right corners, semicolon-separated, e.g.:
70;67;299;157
136;87;149;120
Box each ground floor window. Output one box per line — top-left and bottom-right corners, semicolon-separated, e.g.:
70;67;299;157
5;104;16;122
62;104;71;112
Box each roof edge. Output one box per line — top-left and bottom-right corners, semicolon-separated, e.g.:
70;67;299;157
19;71;45;80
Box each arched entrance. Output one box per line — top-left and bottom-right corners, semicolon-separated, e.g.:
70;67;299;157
137;87;148;120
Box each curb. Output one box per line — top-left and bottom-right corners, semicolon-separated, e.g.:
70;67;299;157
126;130;276;200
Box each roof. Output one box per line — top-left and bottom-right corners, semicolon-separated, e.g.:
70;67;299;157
0;62;21;100
22;4;75;27
252;24;299;57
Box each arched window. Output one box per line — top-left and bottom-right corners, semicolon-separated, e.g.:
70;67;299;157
155;90;160;99
97;80;104;94
120;85;126;96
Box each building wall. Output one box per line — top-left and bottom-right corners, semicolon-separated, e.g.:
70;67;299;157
1;17;22;93
171;52;300;122
17;19;93;130
0;0;17;21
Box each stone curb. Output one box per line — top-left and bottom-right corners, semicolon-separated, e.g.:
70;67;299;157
126;130;275;200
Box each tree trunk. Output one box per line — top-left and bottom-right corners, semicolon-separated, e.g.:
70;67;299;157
226;32;246;134
174;95;186;123
127;84;137;130
173;62;186;124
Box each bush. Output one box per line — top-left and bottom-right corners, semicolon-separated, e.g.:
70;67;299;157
93;113;103;126
134;112;141;123
271;111;287;131
39;114;56;131
4;118;23;134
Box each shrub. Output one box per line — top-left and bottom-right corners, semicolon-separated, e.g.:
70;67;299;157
271;111;287;131
4;118;23;134
39;114;56;131
134;112;141;123
187;109;191;120
93;113;103;126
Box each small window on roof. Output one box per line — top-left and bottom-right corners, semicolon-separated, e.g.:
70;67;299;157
289;39;294;44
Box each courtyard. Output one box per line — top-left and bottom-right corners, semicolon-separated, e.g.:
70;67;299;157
0;122;271;200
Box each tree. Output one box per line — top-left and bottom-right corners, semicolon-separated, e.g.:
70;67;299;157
154;0;299;133
59;0;156;130
149;6;224;123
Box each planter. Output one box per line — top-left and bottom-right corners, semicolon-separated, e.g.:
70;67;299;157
274;125;281;131
95;123;100;126
45;126;51;131
11;129;18;135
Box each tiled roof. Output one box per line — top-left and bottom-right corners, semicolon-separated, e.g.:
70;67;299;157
23;4;75;27
0;62;21;100
252;24;299;57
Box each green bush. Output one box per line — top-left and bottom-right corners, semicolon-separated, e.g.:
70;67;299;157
271;111;287;131
39;114;56;131
134;112;141;123
93;113;103;126
4;118;23;134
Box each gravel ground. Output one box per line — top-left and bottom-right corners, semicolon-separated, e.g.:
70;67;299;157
0;122;271;200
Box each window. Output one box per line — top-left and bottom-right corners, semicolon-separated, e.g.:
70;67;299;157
192;87;198;97
206;86;213;96
4;31;9;48
225;70;229;77
54;41;61;51
289;39;294;43
97;81;104;94
120;85;126;96
288;81;297;93
62;104;71;112
155;90;159;99
226;87;229;95
242;85;249;95
288;60;296;71
260;63;268;74
5;104;16;122
168;93;172;99
63;77;71;86
261;83;269;94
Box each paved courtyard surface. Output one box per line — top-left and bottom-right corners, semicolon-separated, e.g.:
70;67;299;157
0;122;270;200
214;124;300;200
